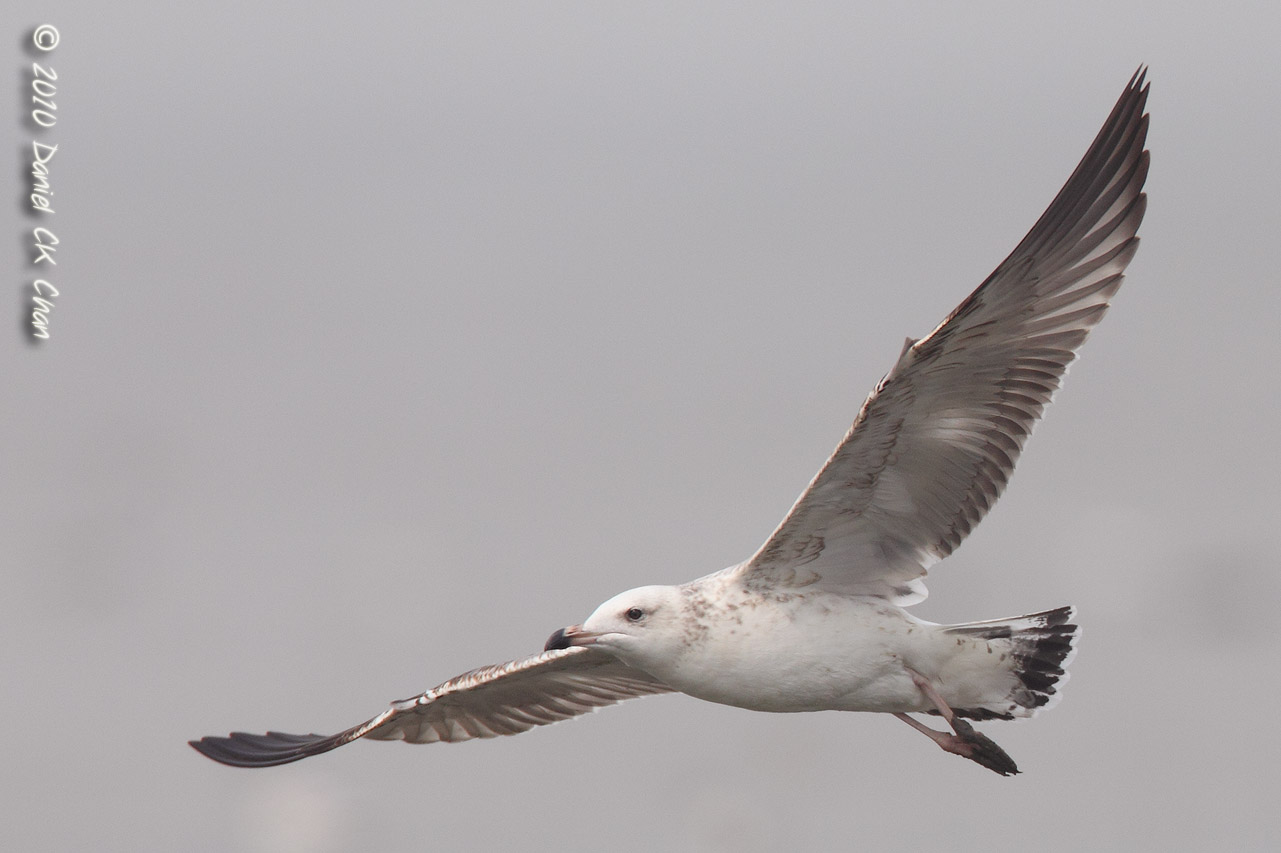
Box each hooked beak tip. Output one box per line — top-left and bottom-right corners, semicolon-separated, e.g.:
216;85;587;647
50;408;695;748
544;625;592;651
544;627;570;651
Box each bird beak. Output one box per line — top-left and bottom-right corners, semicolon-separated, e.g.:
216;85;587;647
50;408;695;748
544;625;598;651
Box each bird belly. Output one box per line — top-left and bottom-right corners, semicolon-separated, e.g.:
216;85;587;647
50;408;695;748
654;593;936;714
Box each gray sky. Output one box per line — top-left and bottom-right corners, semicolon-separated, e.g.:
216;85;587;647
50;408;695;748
6;3;1280;851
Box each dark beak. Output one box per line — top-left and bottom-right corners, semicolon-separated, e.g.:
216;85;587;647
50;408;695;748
544;624;597;651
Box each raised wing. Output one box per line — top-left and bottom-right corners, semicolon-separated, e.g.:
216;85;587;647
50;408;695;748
190;647;672;767
734;70;1150;603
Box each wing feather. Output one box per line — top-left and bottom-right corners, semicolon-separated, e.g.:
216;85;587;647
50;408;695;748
734;70;1150;603
189;647;671;767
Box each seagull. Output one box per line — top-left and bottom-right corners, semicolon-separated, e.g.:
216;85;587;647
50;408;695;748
192;70;1149;776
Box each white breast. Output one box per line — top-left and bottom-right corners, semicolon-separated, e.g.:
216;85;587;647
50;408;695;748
655;589;932;714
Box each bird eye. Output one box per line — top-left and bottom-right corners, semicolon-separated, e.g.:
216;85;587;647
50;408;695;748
625;607;645;622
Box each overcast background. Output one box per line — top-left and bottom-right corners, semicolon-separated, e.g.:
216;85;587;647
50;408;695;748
5;3;1280;851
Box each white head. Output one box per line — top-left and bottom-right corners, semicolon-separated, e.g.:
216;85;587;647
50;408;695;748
543;584;688;670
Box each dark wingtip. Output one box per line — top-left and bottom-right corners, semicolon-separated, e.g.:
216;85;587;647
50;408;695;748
190;730;341;768
1130;64;1149;91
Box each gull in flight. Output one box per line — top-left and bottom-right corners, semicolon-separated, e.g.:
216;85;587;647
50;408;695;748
192;71;1149;776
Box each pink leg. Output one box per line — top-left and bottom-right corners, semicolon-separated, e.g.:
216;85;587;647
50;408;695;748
894;669;1020;776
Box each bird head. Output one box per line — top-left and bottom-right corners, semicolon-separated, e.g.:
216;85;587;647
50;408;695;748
544;584;688;669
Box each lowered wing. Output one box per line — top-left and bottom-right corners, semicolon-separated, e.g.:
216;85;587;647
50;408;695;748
190;647;672;767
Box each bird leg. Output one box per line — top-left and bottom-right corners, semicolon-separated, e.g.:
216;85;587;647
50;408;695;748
894;669;1020;776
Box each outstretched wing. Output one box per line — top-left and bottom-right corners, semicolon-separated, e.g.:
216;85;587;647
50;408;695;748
190;647;672;767
734;70;1150;603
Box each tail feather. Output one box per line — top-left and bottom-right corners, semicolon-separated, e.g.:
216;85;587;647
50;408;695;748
941;605;1079;720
